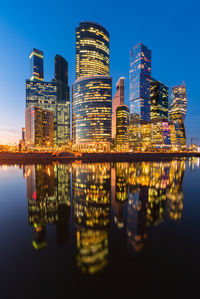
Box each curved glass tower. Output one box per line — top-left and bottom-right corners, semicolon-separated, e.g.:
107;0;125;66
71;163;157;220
76;22;109;79
73;22;112;152
72;76;112;151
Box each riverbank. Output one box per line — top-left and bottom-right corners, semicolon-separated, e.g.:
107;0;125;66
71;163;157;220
0;151;199;164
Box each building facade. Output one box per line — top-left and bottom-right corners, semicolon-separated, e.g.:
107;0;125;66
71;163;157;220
116;105;129;151
73;22;112;152
75;22;109;79
26;50;70;146
169;81;187;122
169;82;187;148
112;77;125;139
129;118;171;151
54;54;70;145
30;48;44;81
25;107;54;148
129;43;151;121
150;79;169;120
72;76;112;152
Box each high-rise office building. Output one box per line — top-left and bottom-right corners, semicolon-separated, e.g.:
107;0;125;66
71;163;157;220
54;55;70;145
129;43;151;121
169;81;187;122
73;22;112;152
26;80;57;144
76;22;109;79
26;50;70;146
151;119;171;148
112;77;125;139
30;48;44;81
116;105;129;151
25;107;54;148
150;79;169;120
169;82;187;148
72;76;112;151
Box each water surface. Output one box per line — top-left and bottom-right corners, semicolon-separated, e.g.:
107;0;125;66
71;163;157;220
1;159;200;298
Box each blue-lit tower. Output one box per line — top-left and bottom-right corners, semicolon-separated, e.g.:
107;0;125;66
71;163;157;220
129;43;151;121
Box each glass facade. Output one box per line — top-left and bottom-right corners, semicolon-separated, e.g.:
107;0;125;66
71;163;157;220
54;55;70;145
129;118;171;150
169;81;187;122
26;80;57;144
129;43;151;121
116;105;129;151
150;79;169;120
72;76;112;151
169;82;187;148
76;22;109;79
25;107;54;148
30;48;44;81
151;119;171;148
112;77;125;139
26;80;70;146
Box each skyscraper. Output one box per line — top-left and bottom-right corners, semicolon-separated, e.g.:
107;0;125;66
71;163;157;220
73;22;112;152
112;77;125;139
169;81;187;122
25;107;54;148
116;105;129;151
54;55;70;145
76;22;110;79
26;50;70;146
169;82;187;148
129;43;151;121
150;79;169;120
72;76;112;152
26;80;58;144
30;48;44;81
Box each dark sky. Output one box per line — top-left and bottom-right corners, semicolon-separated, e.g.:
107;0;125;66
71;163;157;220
0;0;199;144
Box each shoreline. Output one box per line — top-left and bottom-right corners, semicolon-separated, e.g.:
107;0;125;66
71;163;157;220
0;152;199;165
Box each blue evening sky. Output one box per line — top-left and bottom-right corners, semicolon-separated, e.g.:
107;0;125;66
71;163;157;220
0;0;199;145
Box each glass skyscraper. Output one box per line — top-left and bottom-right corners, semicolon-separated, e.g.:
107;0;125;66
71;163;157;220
26;80;58;144
25;107;54;148
54;55;70;145
169;81;187;148
76;22;109;79
169;81;187;122
72;76;112;151
26;50;70;146
150;79;169;120
73;22;112;152
30;48;44;81
129;43;151;121
116;105;129;151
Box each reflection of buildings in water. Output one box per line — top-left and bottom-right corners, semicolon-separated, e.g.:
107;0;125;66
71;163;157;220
127;188;148;252
126;160;185;252
72;163;111;274
76;228;108;275
189;157;200;171
24;164;71;249
166;160;185;220
111;163;128;228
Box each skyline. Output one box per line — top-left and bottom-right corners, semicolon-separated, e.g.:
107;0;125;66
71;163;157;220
0;0;200;145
